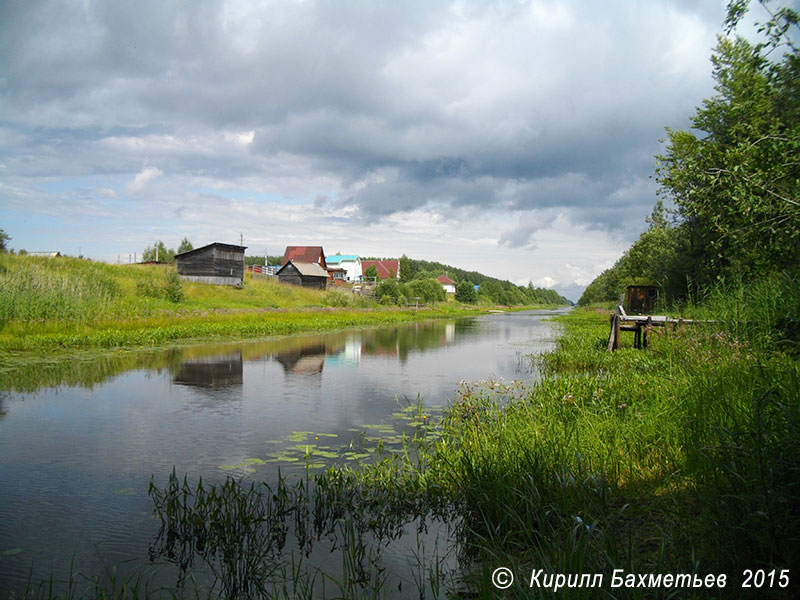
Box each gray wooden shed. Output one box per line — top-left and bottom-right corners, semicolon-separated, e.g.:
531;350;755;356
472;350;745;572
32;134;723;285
175;242;247;286
276;261;329;290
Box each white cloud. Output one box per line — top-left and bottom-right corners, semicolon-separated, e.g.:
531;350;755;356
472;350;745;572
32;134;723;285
126;166;163;192
535;276;559;289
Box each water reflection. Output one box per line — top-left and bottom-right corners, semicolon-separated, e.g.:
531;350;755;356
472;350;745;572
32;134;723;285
162;321;462;381
174;352;244;389
0;320;467;394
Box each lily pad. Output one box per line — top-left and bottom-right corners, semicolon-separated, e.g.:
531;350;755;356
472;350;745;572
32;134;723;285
287;431;314;442
342;452;371;460
2;548;23;556
219;458;266;470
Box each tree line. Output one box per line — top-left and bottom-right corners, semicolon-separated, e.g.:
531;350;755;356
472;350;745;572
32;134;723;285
580;0;799;306
372;254;569;305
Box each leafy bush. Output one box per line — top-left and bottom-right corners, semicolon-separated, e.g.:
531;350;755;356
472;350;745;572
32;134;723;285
374;279;400;301
136;268;184;303
455;280;477;303
162;268;185;303
323;289;352;307
401;278;445;303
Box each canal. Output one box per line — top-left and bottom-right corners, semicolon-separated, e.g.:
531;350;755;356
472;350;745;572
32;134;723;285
0;309;565;596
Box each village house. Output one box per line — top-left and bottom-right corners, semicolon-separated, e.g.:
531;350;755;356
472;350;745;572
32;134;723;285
281;246;327;269
175;242;246;286
361;259;400;281
437;274;456;294
326;254;362;283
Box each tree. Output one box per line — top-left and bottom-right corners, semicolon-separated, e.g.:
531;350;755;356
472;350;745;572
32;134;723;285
401;278;445;303
478;280;503;303
177;237;193;254
399;254;416;283
364;265;379;280
0;228;9;253
656;3;800;286
142;241;176;263
455;280;478;303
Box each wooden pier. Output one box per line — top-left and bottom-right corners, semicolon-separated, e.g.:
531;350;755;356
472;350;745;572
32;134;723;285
607;303;705;351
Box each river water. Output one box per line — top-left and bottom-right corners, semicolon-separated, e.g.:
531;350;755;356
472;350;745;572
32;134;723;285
0;309;564;596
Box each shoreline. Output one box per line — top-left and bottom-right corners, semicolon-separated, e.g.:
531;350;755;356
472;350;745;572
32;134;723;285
0;304;561;392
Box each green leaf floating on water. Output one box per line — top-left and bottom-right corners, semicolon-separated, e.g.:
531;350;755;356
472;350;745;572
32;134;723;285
287;431;339;443
291;444;340;458
219;458;266;470
262;453;301;463
114;487;137;496
2;548;23;556
343;452;371;460
362;424;397;433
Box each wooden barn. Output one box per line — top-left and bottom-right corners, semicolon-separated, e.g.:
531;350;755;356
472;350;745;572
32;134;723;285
276;261;329;290
626;285;659;313
175;242;247;286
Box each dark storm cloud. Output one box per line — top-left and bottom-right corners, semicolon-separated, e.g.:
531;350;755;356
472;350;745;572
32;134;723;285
1;0;724;239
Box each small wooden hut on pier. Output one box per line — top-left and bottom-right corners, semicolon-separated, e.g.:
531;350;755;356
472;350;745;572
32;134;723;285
626;285;659;313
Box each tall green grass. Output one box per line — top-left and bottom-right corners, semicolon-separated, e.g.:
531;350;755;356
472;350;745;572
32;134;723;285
0;255;482;352
0;255;122;325
0;254;376;329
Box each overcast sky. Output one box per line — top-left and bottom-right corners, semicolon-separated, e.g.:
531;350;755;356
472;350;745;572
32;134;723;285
0;0;765;300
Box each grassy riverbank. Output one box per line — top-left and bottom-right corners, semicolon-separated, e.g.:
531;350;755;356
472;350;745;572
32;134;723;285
0;254;533;354
338;276;799;597
136;280;798;598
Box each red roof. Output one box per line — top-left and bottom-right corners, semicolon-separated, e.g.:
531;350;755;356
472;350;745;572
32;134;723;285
282;246;326;268
361;260;400;280
437;274;456;285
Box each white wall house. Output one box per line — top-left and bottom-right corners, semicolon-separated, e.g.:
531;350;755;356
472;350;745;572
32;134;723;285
437;274;456;294
326;254;362;282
